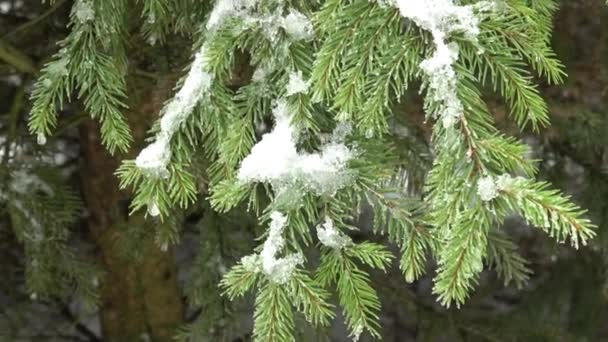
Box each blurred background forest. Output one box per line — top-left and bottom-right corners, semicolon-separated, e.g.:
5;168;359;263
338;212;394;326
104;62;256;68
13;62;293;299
1;0;607;341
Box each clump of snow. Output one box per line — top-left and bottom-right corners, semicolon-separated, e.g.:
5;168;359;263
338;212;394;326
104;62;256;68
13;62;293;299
36;133;47;146
241;254;263;273
206;1;314;43
237;100;354;195
241;212;303;284
159;48;213;134
478;174;523;201
238;100;294;181
206;0;258;31
496;174;517;191
285;71;310;96
477;175;498;201
252;64;273;82
147;201;161;217
332;121;353;142
74;0;95;23
419;42;462;128
350;324;364;342
388;0;493;128
135;46;213;177
316;217;353;249
147;33;159;46
281;10;314;41
47;58;69;79
135;136;172;178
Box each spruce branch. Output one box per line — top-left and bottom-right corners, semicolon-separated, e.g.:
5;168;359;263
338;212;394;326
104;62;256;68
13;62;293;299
253;282;296;342
288;270;335;327
486;229;532;288
498;179;596;249
28;0;132;153
433;207;491;307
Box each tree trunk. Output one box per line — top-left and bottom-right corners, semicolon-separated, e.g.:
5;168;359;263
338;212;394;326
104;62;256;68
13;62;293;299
79;75;185;341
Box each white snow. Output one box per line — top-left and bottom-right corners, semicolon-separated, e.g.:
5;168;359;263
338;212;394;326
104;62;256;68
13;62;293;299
496;174;517;191
252;64;273;82
281;10;314;41
316;217;353;249
285;71;310;97
36;133;47;146
206;1;314;42
147;201;161;217
241;212;303;284
135;46;213;177
159;48;213;134
419;42;462;128
477;175;498;201
206;0;257;31
350;323;364;342
137;0;316;180
74;0;95;23
332;121;353;142
477;174;524;201
388;0;492;128
241;254;263;273
48;58;69;78
135;136;172;178
237;99;354;195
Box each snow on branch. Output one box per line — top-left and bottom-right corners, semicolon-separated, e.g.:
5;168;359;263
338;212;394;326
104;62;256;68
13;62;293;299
242;212;304;284
285;71;310;97
207;0;313;42
135;46;213;178
206;0;258;31
237;100;354;195
389;0;494;128
136;1;316;179
316;217;353;249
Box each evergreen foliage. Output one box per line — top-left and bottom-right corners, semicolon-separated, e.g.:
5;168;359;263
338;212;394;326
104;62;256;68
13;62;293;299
25;0;599;340
1;127;99;309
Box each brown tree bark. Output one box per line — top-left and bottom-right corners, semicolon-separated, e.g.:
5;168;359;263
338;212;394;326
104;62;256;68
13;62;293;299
79;75;185;342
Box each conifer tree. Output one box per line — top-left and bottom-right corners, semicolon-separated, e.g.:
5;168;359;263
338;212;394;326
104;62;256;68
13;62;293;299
24;0;599;340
